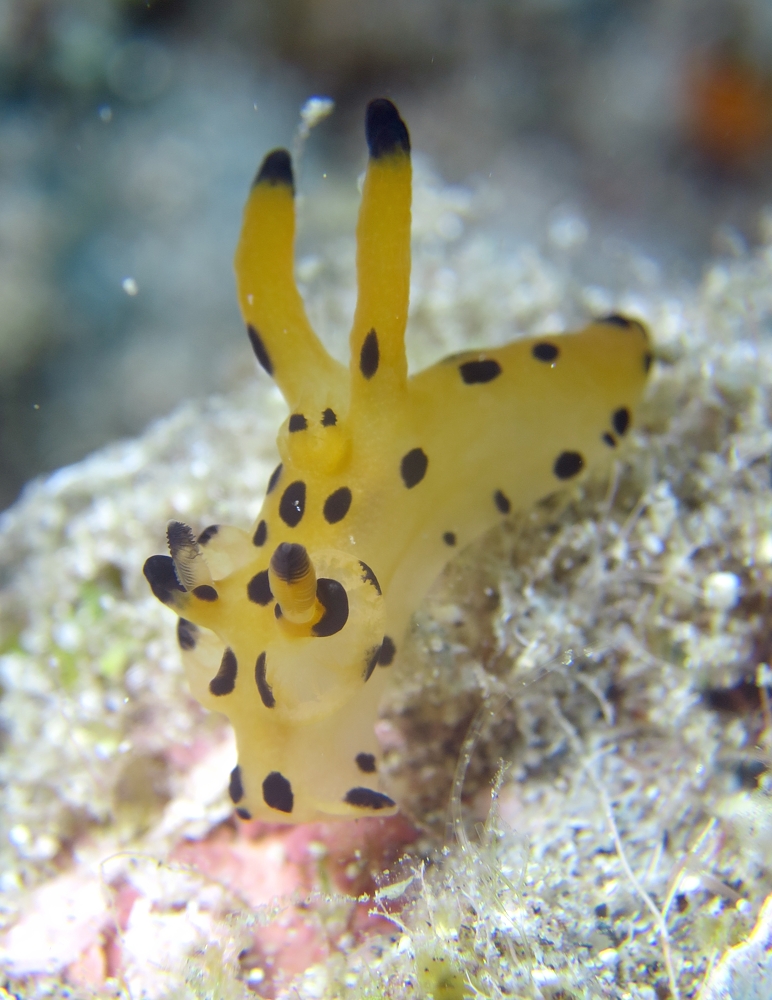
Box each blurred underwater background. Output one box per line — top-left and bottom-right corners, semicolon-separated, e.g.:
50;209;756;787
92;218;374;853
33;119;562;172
3;0;772;508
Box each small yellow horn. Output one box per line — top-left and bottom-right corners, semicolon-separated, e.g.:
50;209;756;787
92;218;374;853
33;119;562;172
269;543;317;623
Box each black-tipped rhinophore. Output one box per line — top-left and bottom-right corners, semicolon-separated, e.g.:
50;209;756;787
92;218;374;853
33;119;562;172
144;555;185;604
271;542;311;584
365;99;410;159
253;149;295;192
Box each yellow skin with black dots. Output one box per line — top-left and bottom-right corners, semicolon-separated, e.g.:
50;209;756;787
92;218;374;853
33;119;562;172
144;99;651;824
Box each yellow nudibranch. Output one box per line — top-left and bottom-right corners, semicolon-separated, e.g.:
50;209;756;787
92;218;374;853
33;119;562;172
144;99;651;824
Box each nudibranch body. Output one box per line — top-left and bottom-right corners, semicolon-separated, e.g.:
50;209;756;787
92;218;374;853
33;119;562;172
144;99;651;824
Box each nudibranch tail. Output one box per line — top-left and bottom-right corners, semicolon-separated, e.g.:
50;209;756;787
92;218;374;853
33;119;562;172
235;148;346;409
349;99;412;405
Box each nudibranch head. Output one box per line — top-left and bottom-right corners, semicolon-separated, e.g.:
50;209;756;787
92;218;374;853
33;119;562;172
144;99;651;823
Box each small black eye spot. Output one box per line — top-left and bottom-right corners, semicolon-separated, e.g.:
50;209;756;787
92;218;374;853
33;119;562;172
312;578;349;636
263;771;294;813
355;752;376;774
364;645;380;681
255;651;275;708
554;450;584;480
344;787;395;810
493;490;511;515
602;432;617;448
321;408;337;426
193;585;218;602
360;329;380;379
443;531;457;546
532;342;559;363
267;463;283;494
288;413;308;432
279;481;307;528
252;520;268;547
612;407;630;436
378;636;396;666
209;648;237;696
197;524;219;545
228;765;244;803
177;618;198;650
644;352;653;373
401;448;428;488
458;359;502;384
247;324;274;376
323;487;352;524
247;570;273;606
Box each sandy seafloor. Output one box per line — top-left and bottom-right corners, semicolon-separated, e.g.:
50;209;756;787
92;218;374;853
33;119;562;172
0;163;772;1000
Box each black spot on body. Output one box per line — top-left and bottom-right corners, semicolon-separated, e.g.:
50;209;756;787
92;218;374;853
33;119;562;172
532;342;559;363
344;787;395;810
613;407;630;436
321;408;337;426
365;98;410;159
193;585;218;601
359;561;381;594
360;329;380;379
267;464;283;494
197;524;219;545
263;771;294;813
443;531;456;546
600;313;633;328
247;325;274;376
247;570;273;605
355;753;376;774
255;652;274;708
401;448;428;488
209;648;237;696
279;481;306;527
176;618;198;650
378;636;396;666
554;451;584;480
229;765;244;803
324;487;352;524
644;352;653;373
602;432;617;448
236;808;252;820
274;604;282;619
312;579;349;636
143;555;184;604
494;490;511;514
254;148;294;192
288;413;307;432
253;520;267;547
364;645;381;681
459;358;501;384
271;542;310;583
